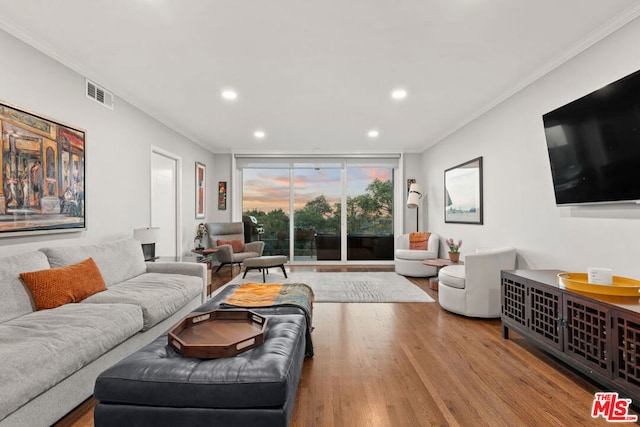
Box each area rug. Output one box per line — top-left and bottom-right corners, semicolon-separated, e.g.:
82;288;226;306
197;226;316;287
226;271;435;303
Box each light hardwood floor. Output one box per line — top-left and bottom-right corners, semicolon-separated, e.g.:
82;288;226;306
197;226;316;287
55;265;638;426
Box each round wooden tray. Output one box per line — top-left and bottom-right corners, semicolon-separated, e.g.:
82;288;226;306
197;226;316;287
557;272;640;296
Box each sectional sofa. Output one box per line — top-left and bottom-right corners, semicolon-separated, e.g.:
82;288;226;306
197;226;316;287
0;238;207;427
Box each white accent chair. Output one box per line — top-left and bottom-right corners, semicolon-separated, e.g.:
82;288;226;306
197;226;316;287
394;233;440;277
438;247;516;318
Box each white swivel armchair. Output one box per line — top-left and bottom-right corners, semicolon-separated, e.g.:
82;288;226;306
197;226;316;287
438;247;516;318
394;233;440;277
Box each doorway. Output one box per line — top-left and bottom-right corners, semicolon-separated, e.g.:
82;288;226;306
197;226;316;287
151;147;182;258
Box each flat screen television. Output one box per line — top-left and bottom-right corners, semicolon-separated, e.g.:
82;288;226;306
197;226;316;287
542;68;640;205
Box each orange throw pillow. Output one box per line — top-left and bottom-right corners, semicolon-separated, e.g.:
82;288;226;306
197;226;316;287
217;239;245;253
409;232;430;250
20;258;107;310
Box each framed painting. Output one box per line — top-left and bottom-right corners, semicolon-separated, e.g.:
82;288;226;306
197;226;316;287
218;181;227;210
0;100;86;237
444;156;483;224
195;162;206;219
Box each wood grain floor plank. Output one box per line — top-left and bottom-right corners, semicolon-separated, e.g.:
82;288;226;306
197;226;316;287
55;265;638;426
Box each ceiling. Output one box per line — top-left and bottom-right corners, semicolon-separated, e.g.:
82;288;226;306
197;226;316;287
0;1;639;154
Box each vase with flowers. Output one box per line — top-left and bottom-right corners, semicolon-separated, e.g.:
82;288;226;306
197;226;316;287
446;238;462;263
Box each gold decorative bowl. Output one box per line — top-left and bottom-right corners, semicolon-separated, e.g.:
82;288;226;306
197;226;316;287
557;272;640;296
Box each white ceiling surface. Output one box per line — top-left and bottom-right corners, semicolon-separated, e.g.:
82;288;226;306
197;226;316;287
0;1;639;154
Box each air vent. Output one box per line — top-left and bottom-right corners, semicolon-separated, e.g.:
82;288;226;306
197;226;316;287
85;79;114;110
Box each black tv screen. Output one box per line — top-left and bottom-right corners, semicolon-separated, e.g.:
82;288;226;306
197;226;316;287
542;68;640;205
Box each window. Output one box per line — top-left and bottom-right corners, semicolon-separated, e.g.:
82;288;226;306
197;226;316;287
346;165;394;260
238;155;399;262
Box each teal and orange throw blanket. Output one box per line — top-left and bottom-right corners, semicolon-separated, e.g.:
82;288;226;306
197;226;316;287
221;283;314;357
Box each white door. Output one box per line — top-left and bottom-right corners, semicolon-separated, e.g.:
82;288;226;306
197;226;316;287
151;148;181;257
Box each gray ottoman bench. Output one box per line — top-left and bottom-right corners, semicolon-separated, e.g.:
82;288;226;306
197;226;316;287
94;314;306;427
242;255;288;282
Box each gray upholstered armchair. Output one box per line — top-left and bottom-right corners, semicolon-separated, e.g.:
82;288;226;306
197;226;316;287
205;222;264;276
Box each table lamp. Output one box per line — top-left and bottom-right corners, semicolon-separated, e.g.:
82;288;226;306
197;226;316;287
133;227;160;261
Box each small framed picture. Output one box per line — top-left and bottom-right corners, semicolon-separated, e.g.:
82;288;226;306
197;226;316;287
195;162;206;219
218;181;227;210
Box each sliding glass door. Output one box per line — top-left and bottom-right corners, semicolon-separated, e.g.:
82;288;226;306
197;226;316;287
242;167;290;258
346;164;394;261
239;156;397;262
293;163;341;261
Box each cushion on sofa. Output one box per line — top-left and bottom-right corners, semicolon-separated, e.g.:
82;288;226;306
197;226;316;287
0;251;50;323
0;303;143;421
82;272;203;330
19;258;107;310
40;238;146;287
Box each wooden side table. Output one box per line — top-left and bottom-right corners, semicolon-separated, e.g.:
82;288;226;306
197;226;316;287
191;248;219;256
191;248;219;265
191;249;219;296
422;258;464;291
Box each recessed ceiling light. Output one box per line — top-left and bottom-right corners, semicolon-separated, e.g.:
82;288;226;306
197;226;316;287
254;130;266;139
221;89;238;101
368;129;379;138
391;88;407;100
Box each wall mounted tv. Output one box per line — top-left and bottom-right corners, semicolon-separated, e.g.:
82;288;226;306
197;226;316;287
543;68;640;205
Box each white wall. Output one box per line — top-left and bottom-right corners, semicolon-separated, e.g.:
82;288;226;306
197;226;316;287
423;16;640;278
0;30;217;257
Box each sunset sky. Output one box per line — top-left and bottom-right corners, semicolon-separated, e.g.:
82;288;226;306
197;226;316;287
243;167;393;213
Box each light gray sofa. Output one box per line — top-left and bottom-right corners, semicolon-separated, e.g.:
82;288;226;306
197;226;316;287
0;238;207;427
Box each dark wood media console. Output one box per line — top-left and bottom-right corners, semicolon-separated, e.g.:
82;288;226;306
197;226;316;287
501;269;640;403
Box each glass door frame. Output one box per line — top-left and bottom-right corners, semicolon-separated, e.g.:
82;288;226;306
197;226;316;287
233;154;404;264
290;164;343;262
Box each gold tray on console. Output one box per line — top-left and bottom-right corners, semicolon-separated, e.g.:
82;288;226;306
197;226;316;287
168;309;267;359
557;272;640;296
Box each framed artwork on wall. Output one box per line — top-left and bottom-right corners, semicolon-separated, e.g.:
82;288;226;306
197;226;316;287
218;181;227;210
0;100;86;237
444;156;483;224
195;161;206;219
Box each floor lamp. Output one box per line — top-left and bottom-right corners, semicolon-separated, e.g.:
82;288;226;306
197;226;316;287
407;183;422;232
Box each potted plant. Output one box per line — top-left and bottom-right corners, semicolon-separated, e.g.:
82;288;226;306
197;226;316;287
446;238;462;263
194;223;207;250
